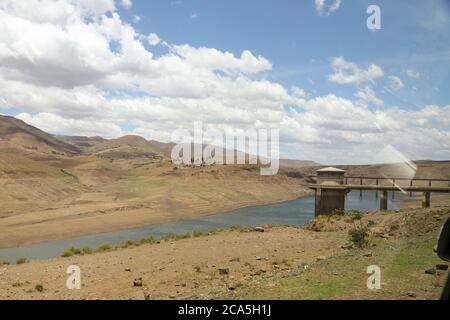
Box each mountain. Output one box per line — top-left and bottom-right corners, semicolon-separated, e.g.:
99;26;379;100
279;159;321;168
0;114;320;166
0;115;81;157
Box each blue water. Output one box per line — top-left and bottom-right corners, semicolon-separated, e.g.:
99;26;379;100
0;191;405;263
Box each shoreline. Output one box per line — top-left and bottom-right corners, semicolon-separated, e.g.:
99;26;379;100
0;190;313;250
3;189;439;252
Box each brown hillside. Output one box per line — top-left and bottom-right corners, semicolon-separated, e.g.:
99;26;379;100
0;115;81;157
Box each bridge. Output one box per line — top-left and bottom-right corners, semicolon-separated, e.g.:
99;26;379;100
308;167;450;216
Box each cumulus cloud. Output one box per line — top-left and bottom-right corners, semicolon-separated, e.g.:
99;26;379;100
355;86;384;107
147;33;161;46
328;57;384;85
388;76;404;91
120;0;132;9
0;0;448;164
315;0;341;16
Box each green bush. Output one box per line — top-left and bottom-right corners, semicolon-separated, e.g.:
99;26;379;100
348;226;369;248
332;209;346;216
367;220;376;227
95;244;112;252
140;236;156;244
81;247;93;255
61;250;74;258
35;284;44;292
16;258;28;265
192;230;204;238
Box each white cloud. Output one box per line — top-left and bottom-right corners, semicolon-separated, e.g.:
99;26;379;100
388;76;404;91
0;0;448;164
120;0;132;9
133;15;141;23
17;112;124;138
291;86;308;98
315;0;342;16
355;86;384;107
147;33;161;46
328;57;384;85
404;67;420;79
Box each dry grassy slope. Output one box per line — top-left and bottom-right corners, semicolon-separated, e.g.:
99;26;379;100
0;153;310;247
0;153;85;217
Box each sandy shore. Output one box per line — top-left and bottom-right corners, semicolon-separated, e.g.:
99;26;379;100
0;188;311;248
1;205;449;300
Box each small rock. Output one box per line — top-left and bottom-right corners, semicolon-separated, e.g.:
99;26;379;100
133;278;143;287
124;268;131;272
436;264;449;271
255;256;262;261
405;291;417;298
363;252;373;257
316;256;326;261
218;268;229;275
228;282;242;291
424;267;437;275
273;264;280;269
254;227;265;232
340;244;353;250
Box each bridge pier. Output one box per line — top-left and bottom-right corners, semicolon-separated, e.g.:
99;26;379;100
380;190;388;211
315;187;346;216
422;192;431;208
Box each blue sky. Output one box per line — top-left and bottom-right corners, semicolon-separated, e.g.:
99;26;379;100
123;0;450;108
0;0;449;164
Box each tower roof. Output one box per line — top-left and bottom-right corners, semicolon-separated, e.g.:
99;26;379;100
317;167;345;173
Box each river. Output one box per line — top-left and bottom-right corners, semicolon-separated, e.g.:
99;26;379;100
0;191;406;263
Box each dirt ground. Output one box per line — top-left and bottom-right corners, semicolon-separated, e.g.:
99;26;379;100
1;204;449;300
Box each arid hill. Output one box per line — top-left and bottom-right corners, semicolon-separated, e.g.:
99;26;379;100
0;114;449;247
0;115;81;157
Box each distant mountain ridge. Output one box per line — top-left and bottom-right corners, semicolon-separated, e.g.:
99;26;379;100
0;114;319;167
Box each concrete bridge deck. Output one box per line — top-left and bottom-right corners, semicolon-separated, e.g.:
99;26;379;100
307;173;450;216
308;184;450;193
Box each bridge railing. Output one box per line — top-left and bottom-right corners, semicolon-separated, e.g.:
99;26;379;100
308;176;450;188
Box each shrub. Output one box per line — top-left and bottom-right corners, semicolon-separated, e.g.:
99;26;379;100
95;244;112;252
140;236;156;244
348;226;369;248
81;247;93;255
332;209;346;216
120;240;139;248
192;231;204;238
35;284;44;292
390;223;400;231
16;258;28;265
61;250;74;258
351;212;364;221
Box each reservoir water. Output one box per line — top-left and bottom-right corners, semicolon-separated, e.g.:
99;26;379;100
0;191;406;263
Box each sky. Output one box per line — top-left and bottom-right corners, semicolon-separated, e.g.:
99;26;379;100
0;0;449;164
